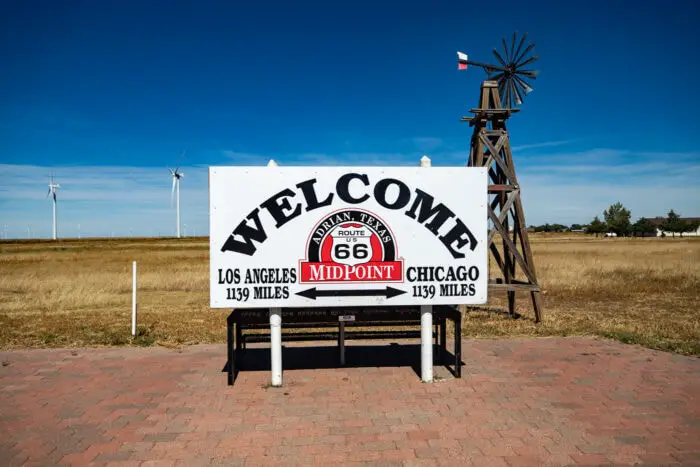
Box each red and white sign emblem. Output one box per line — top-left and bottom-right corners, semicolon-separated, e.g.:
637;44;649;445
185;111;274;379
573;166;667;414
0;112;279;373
299;209;403;283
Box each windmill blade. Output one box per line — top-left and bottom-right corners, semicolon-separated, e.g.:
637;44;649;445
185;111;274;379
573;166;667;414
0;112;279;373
506;79;517;108
501;80;511;108
490;72;505;83
513;42;536;66
510;79;524;106
517;69;540;79
46;187;51;198
168;167;175;175
501;37;511;63
514;75;534;94
506;81;514;108
511;33;528;67
497;79;507;104
171;177;176;206
517;55;539;68
492;48;507;67
499;80;510;108
509;32;517;63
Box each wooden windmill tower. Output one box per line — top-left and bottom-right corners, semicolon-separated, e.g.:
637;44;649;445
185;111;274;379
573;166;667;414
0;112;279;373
458;33;543;322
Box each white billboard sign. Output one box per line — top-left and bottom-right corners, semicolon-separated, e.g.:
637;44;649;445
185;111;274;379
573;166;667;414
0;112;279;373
209;166;488;308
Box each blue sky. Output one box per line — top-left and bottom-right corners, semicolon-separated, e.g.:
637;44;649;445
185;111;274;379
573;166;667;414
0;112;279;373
1;0;699;239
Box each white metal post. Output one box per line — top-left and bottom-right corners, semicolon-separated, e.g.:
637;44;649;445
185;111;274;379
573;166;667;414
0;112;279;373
176;180;181;238
52;198;57;240
267;158;283;386
132;261;137;336
270;308;282;386
419;155;433;382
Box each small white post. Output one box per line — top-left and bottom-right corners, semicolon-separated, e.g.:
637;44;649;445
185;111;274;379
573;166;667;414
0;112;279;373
419;155;433;382
270;308;282;386
131;261;137;336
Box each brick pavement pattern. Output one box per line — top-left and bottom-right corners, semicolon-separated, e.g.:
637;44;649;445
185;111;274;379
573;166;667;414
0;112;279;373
1;337;699;466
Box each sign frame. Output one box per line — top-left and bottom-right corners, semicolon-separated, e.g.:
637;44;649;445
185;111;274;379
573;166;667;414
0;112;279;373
209;165;488;309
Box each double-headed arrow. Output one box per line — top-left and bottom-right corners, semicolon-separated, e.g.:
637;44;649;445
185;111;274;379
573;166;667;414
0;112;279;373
295;286;406;300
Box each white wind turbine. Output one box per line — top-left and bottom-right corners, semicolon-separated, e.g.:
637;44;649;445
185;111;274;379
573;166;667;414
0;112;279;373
169;151;185;238
47;173;61;240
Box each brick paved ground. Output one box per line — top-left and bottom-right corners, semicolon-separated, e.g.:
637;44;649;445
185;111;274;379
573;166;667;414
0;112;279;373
1;337;699;466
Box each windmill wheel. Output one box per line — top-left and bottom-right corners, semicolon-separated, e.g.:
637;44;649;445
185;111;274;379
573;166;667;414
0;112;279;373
458;32;540;109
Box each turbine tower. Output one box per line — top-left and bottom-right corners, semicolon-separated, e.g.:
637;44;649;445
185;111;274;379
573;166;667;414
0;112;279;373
47;174;61;240
169;151;185;239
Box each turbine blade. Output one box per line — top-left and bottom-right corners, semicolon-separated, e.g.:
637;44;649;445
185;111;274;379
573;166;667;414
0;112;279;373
46;187;51;198
492;48;507;67
175;149;186;173
171;177;176;206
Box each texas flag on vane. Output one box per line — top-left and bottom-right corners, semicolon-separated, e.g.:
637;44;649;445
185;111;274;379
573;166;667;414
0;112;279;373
457;51;468;70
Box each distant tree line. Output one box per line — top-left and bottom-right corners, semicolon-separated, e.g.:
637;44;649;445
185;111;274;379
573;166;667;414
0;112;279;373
583;203;699;237
528;203;699;237
529;223;570;233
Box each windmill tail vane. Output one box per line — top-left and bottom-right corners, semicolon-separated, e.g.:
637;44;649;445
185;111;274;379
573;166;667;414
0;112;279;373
457;31;540;109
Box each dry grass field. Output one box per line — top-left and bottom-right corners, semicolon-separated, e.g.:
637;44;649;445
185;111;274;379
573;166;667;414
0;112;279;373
0;234;698;355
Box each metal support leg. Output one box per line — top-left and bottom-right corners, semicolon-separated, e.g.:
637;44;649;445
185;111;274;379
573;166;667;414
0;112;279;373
434;322;439;363
440;317;447;364
454;311;462;378
236;322;243;353
339;321;346;366
227;314;235;386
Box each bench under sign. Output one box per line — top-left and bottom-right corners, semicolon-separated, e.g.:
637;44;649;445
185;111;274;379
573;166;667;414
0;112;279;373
225;305;463;385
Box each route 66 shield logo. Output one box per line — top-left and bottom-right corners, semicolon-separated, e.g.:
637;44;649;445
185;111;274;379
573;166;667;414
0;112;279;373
329;224;373;266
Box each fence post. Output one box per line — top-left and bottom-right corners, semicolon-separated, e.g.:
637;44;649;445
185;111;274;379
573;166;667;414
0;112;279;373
132;261;137;336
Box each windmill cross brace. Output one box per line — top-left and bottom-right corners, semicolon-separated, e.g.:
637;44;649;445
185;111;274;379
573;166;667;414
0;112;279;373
220;172;479;259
